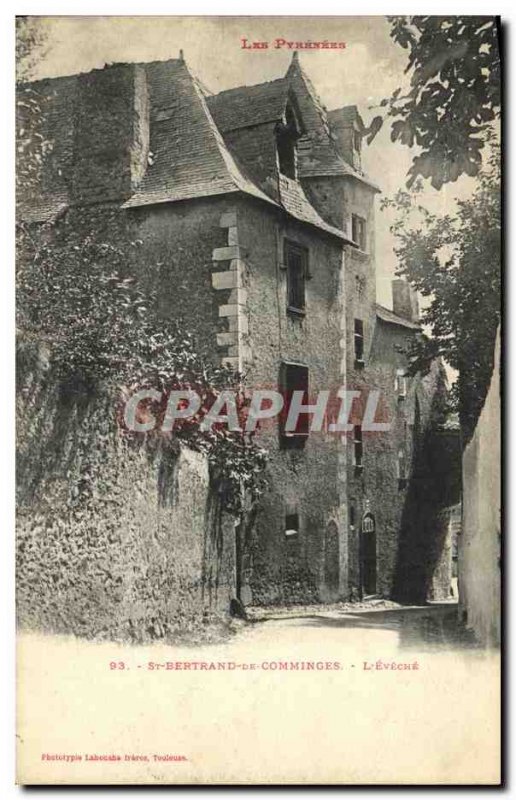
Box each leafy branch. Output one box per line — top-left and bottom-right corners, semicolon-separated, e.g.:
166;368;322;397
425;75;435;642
367;16;500;188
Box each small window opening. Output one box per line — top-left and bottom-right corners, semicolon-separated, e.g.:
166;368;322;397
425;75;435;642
354;319;365;364
355;274;366;298
285;512;299;538
280;362;309;447
285;240;308;314
353;425;363;470
349;505;356;530
351;214;367;251
395;369;407;399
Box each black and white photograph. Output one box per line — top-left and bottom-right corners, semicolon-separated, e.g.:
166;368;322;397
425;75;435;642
13;14;502;786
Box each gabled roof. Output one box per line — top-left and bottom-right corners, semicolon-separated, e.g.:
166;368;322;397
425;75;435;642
375;303;421;331
204;55;379;189
19;56;360;242
123;62;349;241
206;78;289;132
286;55;380;191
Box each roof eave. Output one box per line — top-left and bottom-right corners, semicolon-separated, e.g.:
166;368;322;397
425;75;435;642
301;169;381;193
122;184;355;245
121;185;240;210
375;311;421;331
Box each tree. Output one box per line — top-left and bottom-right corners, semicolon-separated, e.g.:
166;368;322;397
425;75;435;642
16;16;47;82
16;54;269;516
381;143;501;443
368;16;501;188
17;216;269;514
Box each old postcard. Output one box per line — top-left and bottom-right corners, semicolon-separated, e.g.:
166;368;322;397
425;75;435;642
16;15;501;785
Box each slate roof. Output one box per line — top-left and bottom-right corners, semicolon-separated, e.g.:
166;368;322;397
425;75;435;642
297;139;380;191
17;76;78;223
204;75;369;201
204;61;379;190
123;61;350;241
277;174;348;239
285;58;380;190
375;303;421;330
123;60;275;209
18;56;364;242
296;136;367;181
206;79;289;132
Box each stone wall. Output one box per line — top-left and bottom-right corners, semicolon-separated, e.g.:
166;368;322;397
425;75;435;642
232;198;348;605
308;167;459;603
459;329;501;646
348;316;454;601
16;341;236;642
20;64;150;210
130;193;351;606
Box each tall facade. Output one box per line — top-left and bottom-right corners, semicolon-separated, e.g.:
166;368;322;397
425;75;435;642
459;329;501;646
18;53;458;611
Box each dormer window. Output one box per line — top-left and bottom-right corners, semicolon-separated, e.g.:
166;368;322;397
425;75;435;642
276;103;300;179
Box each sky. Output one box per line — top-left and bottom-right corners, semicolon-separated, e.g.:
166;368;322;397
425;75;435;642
23;15;479;308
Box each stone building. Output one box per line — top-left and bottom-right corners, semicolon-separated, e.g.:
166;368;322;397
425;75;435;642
18;52;459;619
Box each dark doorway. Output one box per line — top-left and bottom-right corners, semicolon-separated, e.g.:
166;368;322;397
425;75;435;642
361;513;377;596
324;520;339;596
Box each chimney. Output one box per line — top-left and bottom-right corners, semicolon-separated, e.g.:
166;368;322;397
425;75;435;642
328;106;363;172
72;63;149;204
392;279;420;323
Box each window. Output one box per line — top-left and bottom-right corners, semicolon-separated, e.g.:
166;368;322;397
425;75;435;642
280;362;309;447
395;369;407;399
285;512;299;538
353;425;363;470
284;240;308;314
362;514;375;534
351;214;367;251
276;103;299;179
349;505;356;530
353;130;362;153
355;274;366;298
354;319;364;364
397;449;407;489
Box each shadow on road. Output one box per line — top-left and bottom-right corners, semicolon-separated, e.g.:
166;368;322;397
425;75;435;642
260;603;481;652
